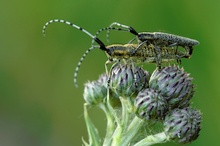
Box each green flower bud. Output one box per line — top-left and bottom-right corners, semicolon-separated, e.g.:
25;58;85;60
97;73;121;107
110;63;148;97
135;88;168;120
164;107;202;144
149;66;194;108
97;73;109;88
83;81;107;105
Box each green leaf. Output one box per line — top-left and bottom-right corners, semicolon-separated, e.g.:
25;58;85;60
84;103;101;146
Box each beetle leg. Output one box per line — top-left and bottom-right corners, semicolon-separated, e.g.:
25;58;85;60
131;40;148;55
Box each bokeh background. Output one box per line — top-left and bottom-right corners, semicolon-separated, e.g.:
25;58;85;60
0;0;219;145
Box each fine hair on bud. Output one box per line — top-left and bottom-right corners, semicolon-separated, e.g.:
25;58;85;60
83;81;107;105
135;88;168;121
164;107;202;144
149;65;195;109
110;63;149;97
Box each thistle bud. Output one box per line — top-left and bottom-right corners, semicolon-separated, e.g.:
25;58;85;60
110;63;148;97
97;73;121;107
97;73;109;88
83;81;107;105
164;107;202;144
135;88;168;120
149;66;194;108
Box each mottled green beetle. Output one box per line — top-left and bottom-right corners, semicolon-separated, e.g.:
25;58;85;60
95;22;199;56
43;19;190;87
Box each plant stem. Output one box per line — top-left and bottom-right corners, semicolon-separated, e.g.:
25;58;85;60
133;132;169;146
121;116;145;146
100;103;114;146
84;103;101;146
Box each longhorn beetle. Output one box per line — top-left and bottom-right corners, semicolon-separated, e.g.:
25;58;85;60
94;22;200;57
43;19;190;87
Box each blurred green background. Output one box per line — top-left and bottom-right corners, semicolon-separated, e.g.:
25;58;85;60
0;0;219;145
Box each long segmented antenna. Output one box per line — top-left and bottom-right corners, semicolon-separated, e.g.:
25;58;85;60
91;27;130;46
91;22;138;46
42;19;106;51
107;22;138;42
108;22;138;35
42;19;107;87
74;46;98;87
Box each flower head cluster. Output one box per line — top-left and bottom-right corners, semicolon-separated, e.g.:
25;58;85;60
83;63;202;145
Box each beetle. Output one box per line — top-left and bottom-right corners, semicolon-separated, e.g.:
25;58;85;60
94;22;200;56
43;19;190;87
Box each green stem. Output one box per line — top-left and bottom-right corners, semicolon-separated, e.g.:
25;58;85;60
111;96;130;146
112;97;142;146
111;125;123;146
84;103;101;146
119;96;129;131
106;88;120;125
121;116;145;146
99;103;114;146
105;89;123;146
133;132;169;146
